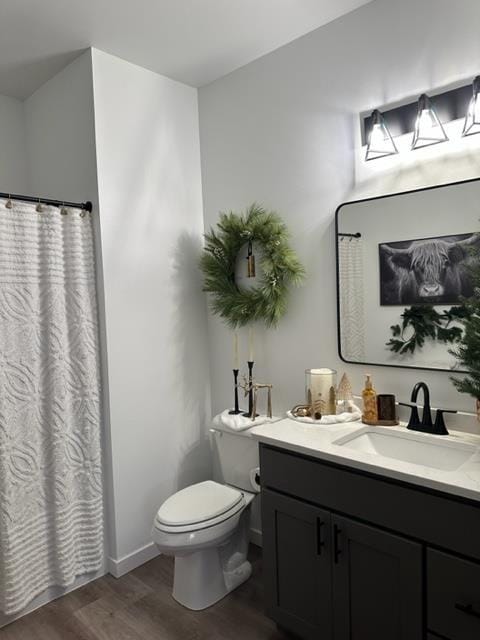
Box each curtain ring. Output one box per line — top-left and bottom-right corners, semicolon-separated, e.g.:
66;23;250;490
5;194;13;209
79;210;86;218
60;202;68;216
36;198;44;213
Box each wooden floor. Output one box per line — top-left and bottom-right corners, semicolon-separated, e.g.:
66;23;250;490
2;546;289;640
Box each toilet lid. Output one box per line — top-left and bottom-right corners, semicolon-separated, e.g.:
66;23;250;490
156;480;244;527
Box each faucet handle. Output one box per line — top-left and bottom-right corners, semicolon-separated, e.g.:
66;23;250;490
398;402;421;430
433;409;457;436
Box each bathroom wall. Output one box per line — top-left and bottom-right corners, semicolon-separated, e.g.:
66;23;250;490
0;93;28;192
24;52;99;205
91;49;211;572
199;0;480;427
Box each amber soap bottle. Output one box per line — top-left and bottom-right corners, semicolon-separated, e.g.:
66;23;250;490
362;374;378;424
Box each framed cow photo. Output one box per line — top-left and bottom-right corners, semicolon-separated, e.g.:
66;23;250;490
335;177;480;372
379;232;480;306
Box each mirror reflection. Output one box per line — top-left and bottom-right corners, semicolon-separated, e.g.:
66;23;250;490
336;179;480;371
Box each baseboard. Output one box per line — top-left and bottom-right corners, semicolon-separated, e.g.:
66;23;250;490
250;527;262;548
0;567;105;629
108;541;160;578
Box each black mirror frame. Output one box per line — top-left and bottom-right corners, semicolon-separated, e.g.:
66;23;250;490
334;176;480;373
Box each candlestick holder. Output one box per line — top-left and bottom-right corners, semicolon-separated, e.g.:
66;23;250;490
228;369;242;415
242;361;258;417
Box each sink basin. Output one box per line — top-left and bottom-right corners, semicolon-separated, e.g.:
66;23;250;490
333;428;477;472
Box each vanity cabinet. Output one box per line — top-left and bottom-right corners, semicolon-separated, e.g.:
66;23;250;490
259;444;480;640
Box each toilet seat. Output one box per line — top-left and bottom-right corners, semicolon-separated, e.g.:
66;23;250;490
154;480;246;534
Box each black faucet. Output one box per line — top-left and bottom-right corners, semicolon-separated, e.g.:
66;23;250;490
400;382;456;436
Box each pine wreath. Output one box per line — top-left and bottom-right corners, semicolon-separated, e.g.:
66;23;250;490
200;204;305;327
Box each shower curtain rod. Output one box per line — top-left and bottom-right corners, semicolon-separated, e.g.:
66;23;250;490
0;191;92;212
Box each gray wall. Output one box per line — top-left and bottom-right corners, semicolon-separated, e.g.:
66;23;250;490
199;0;480;428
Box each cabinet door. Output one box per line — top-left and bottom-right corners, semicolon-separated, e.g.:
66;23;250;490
262;488;332;640
332;515;423;640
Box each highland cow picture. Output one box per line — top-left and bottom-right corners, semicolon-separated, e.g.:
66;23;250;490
379;232;480;305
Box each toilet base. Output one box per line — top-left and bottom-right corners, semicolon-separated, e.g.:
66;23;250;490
172;509;252;610
173;550;252;610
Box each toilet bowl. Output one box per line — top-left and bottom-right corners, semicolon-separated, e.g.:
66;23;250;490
152;480;255;610
152;425;260;610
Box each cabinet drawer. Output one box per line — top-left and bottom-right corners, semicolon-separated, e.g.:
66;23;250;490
428;549;480;640
260;445;480;561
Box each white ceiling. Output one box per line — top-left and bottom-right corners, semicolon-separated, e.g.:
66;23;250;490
0;0;372;99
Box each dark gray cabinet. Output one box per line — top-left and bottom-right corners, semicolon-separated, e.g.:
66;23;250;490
259;443;480;640
262;489;332;639
332;515;422;640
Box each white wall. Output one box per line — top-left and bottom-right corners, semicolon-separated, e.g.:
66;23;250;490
0;94;28;193
24;52;99;203
91;49;210;567
199;0;480;432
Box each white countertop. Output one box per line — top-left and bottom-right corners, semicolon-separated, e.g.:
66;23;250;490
250;418;480;503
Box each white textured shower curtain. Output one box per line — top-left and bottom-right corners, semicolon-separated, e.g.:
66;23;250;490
338;237;366;362
0;199;104;615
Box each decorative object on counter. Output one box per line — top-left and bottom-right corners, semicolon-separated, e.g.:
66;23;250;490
287;401;361;425
387;304;471;355
449;245;480;420
200;203;305;327
290;403;315;418
374;394;399;426
337;373;354;413
212;409;281;432
241;361;256;417
306;368;337;417
362;374;378;424
228;369;242;415
251;383;273;421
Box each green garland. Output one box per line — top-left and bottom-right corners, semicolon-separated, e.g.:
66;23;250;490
200;204;305;327
386;305;471;355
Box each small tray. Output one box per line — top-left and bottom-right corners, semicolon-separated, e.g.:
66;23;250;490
362;419;399;427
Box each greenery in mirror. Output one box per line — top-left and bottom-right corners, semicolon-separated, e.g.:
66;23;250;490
200;204;305;327
386;305;471;355
449;254;480;400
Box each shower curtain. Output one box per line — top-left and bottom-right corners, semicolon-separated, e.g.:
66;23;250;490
0;199;104;615
338;237;366;362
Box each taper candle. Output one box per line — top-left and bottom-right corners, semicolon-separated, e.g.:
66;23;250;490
233;332;239;369
248;327;254;361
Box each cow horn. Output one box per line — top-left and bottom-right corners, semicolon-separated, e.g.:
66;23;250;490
382;244;410;255
453;232;480;247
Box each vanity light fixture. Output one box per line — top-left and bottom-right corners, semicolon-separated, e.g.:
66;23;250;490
462;76;480;136
411;94;448;150
365;109;398;161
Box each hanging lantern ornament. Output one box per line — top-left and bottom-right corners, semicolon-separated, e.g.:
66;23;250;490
463;76;480;137
246;240;256;278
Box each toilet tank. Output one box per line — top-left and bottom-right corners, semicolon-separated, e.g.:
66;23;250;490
210;426;260;492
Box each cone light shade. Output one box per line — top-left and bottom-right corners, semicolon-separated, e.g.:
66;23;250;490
411;94;448;149
463;76;480;137
365;109;398;161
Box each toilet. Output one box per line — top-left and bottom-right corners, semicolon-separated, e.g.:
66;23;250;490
152;424;260;610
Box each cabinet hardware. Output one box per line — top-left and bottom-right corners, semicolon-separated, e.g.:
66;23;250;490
333;524;342;563
455;602;480;620
316;518;325;556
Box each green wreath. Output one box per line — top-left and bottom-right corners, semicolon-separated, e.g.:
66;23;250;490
200;204;305;327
